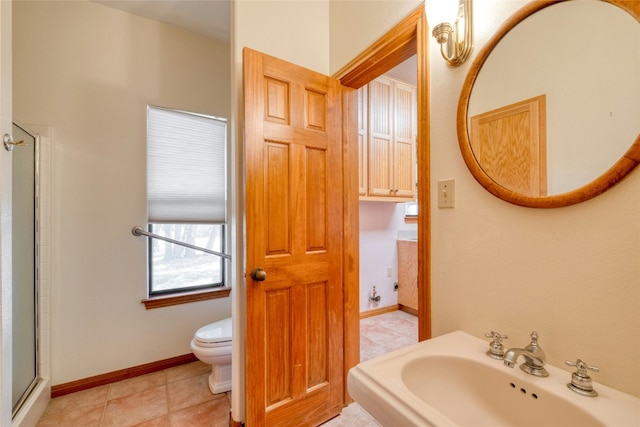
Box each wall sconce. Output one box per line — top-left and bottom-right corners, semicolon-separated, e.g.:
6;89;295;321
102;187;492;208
431;0;473;67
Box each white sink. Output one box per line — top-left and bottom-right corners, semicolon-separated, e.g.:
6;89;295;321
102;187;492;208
348;331;640;427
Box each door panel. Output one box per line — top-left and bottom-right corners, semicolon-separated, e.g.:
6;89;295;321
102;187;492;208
367;77;393;196
393;81;416;197
357;86;368;196
244;48;344;426
470;95;547;197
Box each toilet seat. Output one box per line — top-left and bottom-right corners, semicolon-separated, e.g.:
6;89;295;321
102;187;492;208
194;317;232;348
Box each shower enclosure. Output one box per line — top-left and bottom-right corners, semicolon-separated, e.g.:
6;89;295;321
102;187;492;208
11;122;40;417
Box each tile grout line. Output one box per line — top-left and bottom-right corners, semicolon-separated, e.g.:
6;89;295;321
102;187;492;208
98;383;110;427
165;367;173;427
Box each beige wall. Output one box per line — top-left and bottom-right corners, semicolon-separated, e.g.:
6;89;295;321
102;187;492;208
10;2;638;424
234;0;330;75
13;1;232;385
429;0;639;396
332;0;639;398
330;0;421;73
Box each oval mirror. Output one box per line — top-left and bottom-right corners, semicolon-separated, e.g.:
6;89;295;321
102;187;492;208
457;0;640;208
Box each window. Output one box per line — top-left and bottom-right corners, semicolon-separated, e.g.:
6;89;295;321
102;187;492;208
145;106;228;301
148;223;224;295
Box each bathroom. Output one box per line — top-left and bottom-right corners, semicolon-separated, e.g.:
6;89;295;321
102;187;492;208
2;0;639;425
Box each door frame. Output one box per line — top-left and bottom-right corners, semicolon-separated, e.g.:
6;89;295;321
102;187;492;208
333;3;431;401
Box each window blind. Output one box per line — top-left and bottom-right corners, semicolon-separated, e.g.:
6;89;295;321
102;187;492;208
147;106;227;223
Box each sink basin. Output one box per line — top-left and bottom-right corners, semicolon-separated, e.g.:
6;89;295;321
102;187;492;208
348;331;640;427
402;355;602;426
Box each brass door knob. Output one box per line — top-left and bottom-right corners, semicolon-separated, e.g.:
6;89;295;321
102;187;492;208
250;267;267;281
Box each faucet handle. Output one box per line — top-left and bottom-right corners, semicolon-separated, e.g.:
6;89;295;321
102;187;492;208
485;331;508;342
565;359;599;374
484;331;508;359
525;331;544;353
565;359;599;397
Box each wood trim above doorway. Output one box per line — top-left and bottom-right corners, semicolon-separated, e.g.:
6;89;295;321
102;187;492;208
334;6;425;89
333;1;431;403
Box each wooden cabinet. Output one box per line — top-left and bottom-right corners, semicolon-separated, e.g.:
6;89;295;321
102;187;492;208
359;76;416;201
397;239;418;315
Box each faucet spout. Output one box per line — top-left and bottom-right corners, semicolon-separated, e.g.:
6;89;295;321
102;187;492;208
504;348;545;368
503;331;549;377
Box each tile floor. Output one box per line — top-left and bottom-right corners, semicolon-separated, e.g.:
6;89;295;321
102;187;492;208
36;361;230;427
321;310;418;427
36;310;418;427
358;309;419;363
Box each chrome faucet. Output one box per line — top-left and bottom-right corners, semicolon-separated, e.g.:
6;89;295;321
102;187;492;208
503;331;549;377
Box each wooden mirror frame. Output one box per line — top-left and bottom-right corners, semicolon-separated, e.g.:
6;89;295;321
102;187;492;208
457;0;640;208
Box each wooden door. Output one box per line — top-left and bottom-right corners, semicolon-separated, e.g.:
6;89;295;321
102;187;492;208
244;48;344;427
470;95;547;197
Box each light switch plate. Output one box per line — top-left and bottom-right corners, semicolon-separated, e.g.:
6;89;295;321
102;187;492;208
438;179;455;208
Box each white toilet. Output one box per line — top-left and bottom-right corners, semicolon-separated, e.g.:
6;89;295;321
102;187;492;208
190;317;232;394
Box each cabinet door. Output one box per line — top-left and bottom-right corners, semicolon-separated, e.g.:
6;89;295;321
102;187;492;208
361;76;416;201
393;81;416;198
367;76;394;197
397;240;418;313
358;85;368;196
470;95;547;197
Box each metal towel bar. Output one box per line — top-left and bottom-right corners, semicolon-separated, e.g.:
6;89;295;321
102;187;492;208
131;225;232;260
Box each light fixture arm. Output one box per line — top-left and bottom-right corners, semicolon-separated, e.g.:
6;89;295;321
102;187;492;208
432;0;474;67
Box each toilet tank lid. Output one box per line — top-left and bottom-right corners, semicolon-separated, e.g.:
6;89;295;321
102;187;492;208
195;317;232;344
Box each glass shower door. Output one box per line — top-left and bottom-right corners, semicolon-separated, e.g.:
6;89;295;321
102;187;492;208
11;123;39;415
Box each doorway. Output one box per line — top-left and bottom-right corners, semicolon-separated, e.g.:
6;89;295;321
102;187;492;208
334;5;431;397
357;54;419;360
11;122;40;417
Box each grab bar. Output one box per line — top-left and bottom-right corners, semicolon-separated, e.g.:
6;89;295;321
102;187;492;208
131;225;232;260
